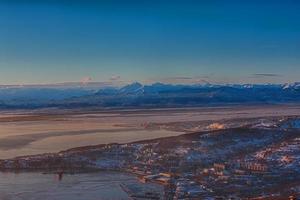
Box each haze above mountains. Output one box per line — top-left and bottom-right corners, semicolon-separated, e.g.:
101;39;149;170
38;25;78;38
1;82;300;109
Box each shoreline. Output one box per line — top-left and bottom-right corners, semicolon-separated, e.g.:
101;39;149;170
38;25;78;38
1;104;300;159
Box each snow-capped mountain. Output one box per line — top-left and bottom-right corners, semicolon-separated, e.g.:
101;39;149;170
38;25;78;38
282;82;300;90
119;82;144;95
1;82;300;109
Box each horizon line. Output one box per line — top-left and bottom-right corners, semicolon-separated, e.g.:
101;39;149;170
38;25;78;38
0;81;297;88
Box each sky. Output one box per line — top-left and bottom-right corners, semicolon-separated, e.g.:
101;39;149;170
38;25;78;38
0;0;300;85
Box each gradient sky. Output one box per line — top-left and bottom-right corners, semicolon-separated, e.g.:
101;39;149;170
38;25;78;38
0;0;300;85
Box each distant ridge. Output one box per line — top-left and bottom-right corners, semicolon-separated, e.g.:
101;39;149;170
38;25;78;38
1;82;300;109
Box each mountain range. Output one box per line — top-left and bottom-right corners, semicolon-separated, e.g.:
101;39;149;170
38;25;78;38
1;82;300;109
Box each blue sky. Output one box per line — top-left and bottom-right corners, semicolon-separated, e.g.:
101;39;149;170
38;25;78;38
0;0;300;85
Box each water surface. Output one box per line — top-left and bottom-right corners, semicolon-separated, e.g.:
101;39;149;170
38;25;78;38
0;172;163;200
0;129;181;159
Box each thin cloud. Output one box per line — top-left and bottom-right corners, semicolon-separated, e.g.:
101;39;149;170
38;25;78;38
156;76;214;85
253;73;282;77
165;75;213;81
164;76;193;81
